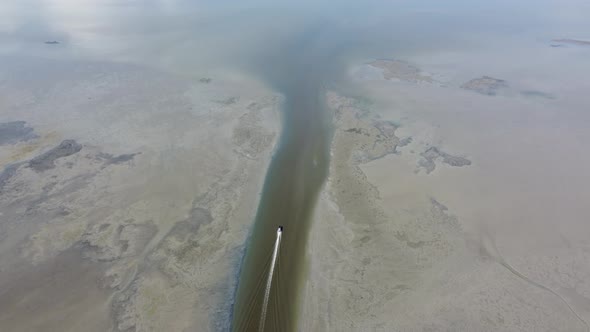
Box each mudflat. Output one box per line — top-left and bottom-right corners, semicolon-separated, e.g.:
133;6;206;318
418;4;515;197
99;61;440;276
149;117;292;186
302;40;590;331
0;56;279;331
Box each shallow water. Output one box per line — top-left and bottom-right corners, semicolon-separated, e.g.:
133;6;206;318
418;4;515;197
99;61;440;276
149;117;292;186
2;1;590;331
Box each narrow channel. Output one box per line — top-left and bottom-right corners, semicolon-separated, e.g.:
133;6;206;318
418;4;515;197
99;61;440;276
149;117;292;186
231;24;340;332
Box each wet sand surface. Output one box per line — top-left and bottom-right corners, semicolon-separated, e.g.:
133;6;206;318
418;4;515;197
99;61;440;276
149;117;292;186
303;37;590;331
0;249;112;331
0;55;280;331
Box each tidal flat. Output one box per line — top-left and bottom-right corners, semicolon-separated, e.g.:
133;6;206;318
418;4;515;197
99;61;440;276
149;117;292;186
1;0;590;331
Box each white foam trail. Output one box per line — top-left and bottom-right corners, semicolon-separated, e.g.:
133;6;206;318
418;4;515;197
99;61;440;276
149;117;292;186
259;227;282;332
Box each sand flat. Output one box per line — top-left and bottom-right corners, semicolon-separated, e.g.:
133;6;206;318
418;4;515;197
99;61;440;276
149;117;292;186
0;56;279;331
302;41;590;331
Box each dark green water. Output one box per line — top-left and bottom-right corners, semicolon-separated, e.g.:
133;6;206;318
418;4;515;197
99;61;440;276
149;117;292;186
231;25;341;332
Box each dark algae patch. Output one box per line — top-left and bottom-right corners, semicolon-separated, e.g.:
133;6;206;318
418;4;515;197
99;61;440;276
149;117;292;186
96;152;139;165
0;163;22;194
29;140;82;172
552;38;590;46
0;121;37;145
461;76;508;96
418;146;471;174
